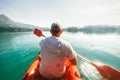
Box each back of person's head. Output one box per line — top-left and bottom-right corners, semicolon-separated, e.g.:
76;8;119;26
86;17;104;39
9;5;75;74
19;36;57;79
50;22;62;35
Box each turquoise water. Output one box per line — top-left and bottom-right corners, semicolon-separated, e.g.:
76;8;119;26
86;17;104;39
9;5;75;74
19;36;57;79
0;32;120;80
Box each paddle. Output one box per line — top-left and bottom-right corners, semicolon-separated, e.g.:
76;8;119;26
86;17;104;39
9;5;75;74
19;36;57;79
33;28;120;80
77;55;120;80
34;28;45;37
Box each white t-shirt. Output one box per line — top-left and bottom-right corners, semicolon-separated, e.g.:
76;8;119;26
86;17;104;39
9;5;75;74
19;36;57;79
39;36;76;79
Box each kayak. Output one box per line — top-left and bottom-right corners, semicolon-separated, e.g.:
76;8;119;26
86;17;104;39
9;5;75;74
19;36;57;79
22;54;82;80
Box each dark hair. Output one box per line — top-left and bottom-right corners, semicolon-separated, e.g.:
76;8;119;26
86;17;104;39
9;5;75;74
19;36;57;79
51;29;61;35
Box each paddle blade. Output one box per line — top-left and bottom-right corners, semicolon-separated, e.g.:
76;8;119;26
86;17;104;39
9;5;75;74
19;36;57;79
34;28;44;37
91;62;120;80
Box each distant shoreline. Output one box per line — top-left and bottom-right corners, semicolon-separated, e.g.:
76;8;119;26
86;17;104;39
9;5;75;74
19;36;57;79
1;26;120;35
0;14;120;34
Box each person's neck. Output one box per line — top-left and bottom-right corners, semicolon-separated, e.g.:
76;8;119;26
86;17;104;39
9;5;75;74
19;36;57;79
52;34;60;37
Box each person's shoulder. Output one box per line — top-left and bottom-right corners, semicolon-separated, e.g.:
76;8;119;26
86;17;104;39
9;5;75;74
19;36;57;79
40;37;50;46
46;36;54;41
41;36;55;43
59;38;70;46
42;36;51;41
40;37;49;43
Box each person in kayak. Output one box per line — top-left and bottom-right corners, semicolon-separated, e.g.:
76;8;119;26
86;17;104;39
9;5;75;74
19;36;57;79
39;22;77;79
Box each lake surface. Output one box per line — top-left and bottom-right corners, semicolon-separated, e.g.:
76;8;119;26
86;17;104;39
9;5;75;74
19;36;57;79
0;32;120;80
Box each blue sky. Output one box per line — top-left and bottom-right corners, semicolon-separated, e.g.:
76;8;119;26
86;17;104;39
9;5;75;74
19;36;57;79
0;0;120;28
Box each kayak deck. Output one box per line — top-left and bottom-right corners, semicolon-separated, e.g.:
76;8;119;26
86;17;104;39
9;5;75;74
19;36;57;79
22;54;82;80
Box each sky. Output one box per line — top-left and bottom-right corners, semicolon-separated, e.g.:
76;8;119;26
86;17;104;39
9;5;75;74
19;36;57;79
0;0;120;28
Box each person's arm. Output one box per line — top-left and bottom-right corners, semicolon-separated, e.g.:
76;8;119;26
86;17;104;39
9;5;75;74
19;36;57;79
67;42;77;65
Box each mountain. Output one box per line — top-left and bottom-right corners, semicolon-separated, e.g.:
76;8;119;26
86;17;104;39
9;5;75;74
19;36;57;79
0;14;39;32
79;25;120;34
66;25;120;34
0;14;14;24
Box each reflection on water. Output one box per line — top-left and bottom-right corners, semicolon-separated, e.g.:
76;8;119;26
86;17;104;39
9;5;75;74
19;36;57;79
78;59;105;80
0;32;120;80
62;32;120;70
